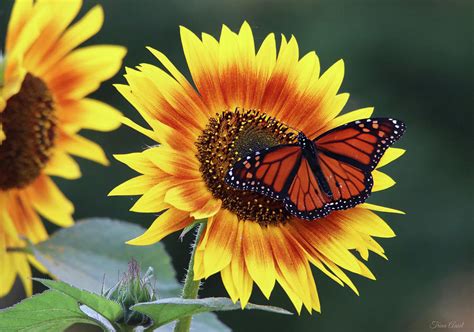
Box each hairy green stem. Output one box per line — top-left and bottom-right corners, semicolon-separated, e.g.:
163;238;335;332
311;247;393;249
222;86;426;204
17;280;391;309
173;223;205;332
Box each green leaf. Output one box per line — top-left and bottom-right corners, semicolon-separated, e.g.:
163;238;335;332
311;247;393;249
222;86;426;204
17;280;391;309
132;297;292;328
32;218;180;297
34;278;122;323
0;290;101;332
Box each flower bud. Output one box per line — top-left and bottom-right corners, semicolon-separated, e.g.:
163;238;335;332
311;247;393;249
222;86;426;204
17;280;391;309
104;259;156;326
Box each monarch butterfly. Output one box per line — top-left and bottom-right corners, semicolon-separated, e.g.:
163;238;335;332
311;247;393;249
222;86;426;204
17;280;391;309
225;118;406;220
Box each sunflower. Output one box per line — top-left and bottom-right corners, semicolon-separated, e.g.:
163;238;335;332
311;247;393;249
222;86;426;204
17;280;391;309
0;0;126;297
111;22;405;313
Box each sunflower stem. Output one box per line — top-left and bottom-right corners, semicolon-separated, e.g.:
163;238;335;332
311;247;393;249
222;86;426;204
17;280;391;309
174;222;205;332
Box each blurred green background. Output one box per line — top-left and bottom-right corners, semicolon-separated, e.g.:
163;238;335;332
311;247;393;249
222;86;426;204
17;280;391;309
1;0;473;331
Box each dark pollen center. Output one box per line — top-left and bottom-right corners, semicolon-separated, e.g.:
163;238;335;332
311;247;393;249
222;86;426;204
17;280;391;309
0;73;56;190
196;109;297;225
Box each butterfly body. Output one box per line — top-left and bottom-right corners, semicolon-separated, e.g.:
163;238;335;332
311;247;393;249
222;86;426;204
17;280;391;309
225;118;405;220
296;132;334;199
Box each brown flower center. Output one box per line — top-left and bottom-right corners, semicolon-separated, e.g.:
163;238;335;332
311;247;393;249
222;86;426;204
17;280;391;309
0;74;56;190
196;109;297;225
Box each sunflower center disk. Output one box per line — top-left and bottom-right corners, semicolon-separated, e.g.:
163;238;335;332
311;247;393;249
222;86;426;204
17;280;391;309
196;109;298;225
0;74;56;190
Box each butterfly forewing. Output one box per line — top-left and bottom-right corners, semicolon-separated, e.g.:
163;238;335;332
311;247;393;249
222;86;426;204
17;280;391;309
315;118;406;171
225;145;302;200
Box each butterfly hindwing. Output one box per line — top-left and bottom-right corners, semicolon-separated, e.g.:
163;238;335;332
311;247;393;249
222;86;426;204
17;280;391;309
284;157;333;219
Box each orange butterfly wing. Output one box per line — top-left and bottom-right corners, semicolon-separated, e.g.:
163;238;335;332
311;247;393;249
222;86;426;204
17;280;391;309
315;118;404;170
225;145;302;200
284;157;333;219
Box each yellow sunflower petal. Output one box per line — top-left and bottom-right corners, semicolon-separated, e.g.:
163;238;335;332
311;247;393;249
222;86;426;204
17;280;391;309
342;208;396;238
377;147;406;168
2;56;28;102
58;98;122;132
38;5;105;74
5;0;34;53
318;256;360;295
242;221;276;299
58;132;108;165
114;152;160;175
303;92;349;135
356;260;377;280
9;193;48;244
199;209;238;279
311;107;374;137
151;120;195;152
164;180;213;212
0;251;18;297
126;208;192;245
356;246;369;260
269;226;313;311
261;36;299;120
359;234;387;260
303;261;321;313
28;254;48;274
6;2;42;58
121;117;159;142
372;170;396;192
44;151;81;180
108;175;156;197
0;194;20;239
137;63;208;132
274;262;303;315
193;244;206;282
123;67;201;141
0;123;5;143
310;59;345;112
180;26;226;111
308;252;345;287
147;46;194;91
297;219;362;273
24;0;82;72
286;224;345;287
114;83;158;130
25;175;74;227
220;265;239;303
253;33;276;107
144;146;201;179
190;198;222;219
129;180;174;213
14;252;33;296
279;227;325;313
46;45;126;99
217;23;257;109
116;81;195;151
229;221;253;308
359;203;405;214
